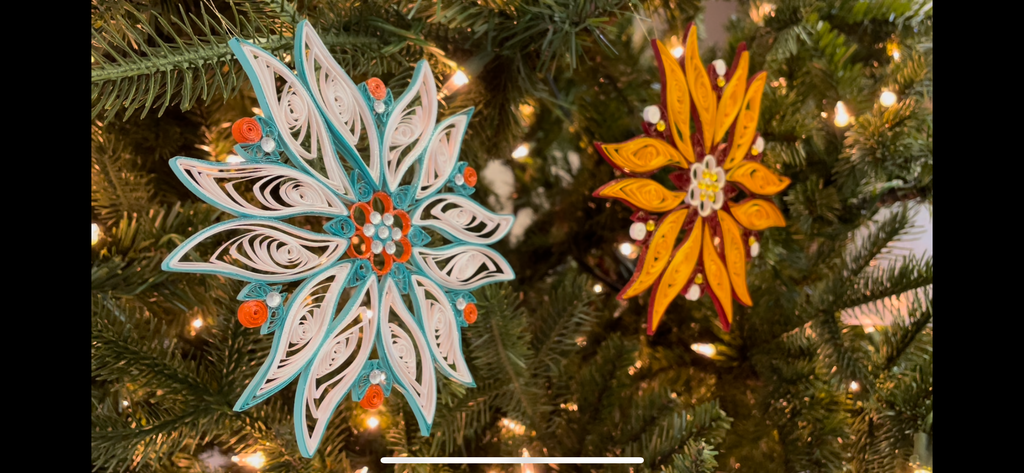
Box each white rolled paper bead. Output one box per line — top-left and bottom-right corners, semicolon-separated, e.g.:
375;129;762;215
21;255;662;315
712;59;727;76
750;242;761;257
753;136;765;153
684;285;701;301
265;292;282;308
629;221;648;240
643;105;662;124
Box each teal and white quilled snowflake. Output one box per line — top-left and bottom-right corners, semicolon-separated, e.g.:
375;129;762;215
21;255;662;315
161;21;515;457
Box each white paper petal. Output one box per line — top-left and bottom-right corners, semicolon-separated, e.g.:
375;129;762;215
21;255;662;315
162;219;348;283
382;60;438;192
295;23;381;186
170;158;348;218
294;276;377;457
230;39;357;201
380;277;436;433
415;109;472;199
411;275;473;386
411;194;513;244
411;245;515;291
235;263;352;410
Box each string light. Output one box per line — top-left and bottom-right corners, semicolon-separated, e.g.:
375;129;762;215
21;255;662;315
863;325;875;333
122;400;129;407
892;49;901;61
512;143;530;159
618;242;639;259
192;318;204;329
226;155;245;164
453;71;469;86
849;381;860;392
667;35;684;58
251;107;263;116
671;46;684;58
92;223;101;245
592;284;603;294
440;70;470;97
690;343;717;357
501;418;526;435
879;90;898;108
521;448;534;473
232;452;266;469
357;468;368;473
366;416;380;429
833;101;852;127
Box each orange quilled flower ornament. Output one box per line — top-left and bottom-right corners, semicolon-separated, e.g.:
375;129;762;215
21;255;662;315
593;25;790;334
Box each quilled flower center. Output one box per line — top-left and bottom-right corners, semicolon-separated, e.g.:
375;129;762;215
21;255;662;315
696;169;721;204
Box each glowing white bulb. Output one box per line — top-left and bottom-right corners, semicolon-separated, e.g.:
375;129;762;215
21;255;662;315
232;452;266;469
522;448;534;473
833;101;851;127
592;284;603;293
367;416;380;429
863;325;875;333
251;107;263;116
226;155;245;164
690;343;717;357
671;46;684;58
91;223;100;245
122;400;129;407
619;242;639;259
512;144;530;159
192;318;203;329
849;381;860;391
357;468;368;473
892;49;901;61
879;90;897;108
453;71;469;86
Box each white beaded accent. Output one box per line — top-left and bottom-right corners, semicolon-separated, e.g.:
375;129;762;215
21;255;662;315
455;298;467;310
382;213;394;225
712;59;727;76
750;242;761;257
643;105;662;124
453;173;465;186
260;137;277;152
266;291;282;308
374;100;385;114
371;240;383;254
363;224;376;237
385;241;397;254
684;285;701;301
753;136;765;153
369;369;384;384
377;225;390;239
370;211;382;224
391;226;402;240
629;221;648;241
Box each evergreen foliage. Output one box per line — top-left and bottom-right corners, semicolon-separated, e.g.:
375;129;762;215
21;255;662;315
91;1;932;471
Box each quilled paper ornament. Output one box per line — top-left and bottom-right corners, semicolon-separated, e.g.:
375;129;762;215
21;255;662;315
592;24;789;334
161;21;515;457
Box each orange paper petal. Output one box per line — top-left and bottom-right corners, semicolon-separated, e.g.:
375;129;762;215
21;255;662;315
726;161;791;196
713;51;750;145
594;178;687;213
648;217;703;334
654;40;695;163
728;199;786;231
684;26;717;150
620;208;689;299
718;211;752;306
701;225;733;325
724;72;767;169
598;137;689;175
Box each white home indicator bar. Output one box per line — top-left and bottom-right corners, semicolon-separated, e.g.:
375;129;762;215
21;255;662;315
381;457;643;464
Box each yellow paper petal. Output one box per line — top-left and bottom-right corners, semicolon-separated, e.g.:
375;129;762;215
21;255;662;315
599;137;689;175
718;211;752;306
621;208;689;299
729;199;786;231
713;51;749;145
724;72;767;169
654;40;695;164
684;27;717;151
649;218;703;333
595;178;686;213
726;161;792;196
702;224;733;324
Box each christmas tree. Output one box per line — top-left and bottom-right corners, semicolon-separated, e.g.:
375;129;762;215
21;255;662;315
91;1;932;472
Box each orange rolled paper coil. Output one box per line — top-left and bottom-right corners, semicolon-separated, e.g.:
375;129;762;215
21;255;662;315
464;167;478;187
238;300;268;328
366;78;387;101
463;303;478;324
232;117;262;143
360;384;384;409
